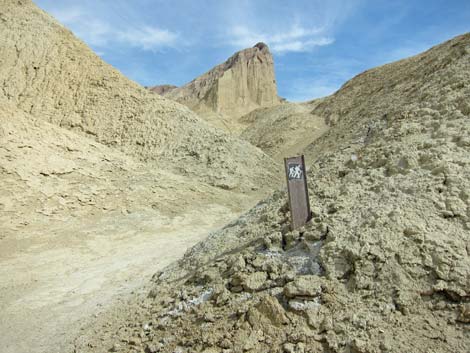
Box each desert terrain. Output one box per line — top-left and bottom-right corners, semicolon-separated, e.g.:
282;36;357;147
0;2;279;352
0;1;469;353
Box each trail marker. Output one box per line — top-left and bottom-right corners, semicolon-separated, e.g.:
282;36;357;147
284;155;311;230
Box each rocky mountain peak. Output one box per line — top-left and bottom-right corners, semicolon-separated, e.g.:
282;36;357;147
254;42;269;51
155;43;281;132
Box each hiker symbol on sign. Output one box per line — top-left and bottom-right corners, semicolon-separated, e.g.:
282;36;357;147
288;164;303;180
284;155;311;230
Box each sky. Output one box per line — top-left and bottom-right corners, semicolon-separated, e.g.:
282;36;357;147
35;0;470;102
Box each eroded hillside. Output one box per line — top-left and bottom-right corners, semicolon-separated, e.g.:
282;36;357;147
0;101;255;240
0;100;258;353
239;101;328;161
0;2;285;352
75;33;470;353
0;0;280;192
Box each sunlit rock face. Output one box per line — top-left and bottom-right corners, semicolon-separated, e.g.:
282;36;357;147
162;42;281;131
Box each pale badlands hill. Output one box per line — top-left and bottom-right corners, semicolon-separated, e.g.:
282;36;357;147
77;33;470;353
0;97;264;353
0;100;255;240
239;100;328;161
0;0;280;192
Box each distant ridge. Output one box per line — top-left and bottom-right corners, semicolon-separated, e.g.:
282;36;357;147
149;84;177;95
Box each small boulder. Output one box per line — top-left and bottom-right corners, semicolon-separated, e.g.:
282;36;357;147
255;295;289;326
457;303;470;323
243;271;268;292
283;275;324;298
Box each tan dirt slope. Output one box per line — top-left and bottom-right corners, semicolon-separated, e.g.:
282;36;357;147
0;101;257;353
239;100;328;161
76;33;470;353
0;100;255;240
0;0;280;192
0;46;272;351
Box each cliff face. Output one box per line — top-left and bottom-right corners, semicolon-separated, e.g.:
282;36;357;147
164;42;281;131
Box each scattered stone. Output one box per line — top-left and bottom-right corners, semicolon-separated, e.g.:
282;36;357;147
457;303;470;323
283;276;323;298
255;295;289;327
283;342;296;353
243;271;268;292
288;299;320;312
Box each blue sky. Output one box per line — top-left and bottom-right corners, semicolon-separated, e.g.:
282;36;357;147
36;0;470;102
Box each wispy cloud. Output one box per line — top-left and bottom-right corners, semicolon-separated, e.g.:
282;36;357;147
229;24;334;53
49;7;82;24
216;0;359;53
35;0;469;102
50;7;179;52
117;27;179;51
44;1;351;55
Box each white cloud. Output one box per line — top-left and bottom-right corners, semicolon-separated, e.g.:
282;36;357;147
49;7;178;52
50;7;82;24
272;38;334;53
79;20;113;47
218;0;356;54
117;26;179;51
228;24;334;54
45;1;344;55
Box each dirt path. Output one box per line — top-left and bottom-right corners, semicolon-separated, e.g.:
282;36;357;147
0;204;239;353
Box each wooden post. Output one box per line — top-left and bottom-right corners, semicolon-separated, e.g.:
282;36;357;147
284;155;311;230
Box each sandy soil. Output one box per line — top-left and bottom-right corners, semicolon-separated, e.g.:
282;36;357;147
0;204;239;353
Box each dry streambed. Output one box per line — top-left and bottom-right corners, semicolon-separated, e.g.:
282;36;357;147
0;205;240;353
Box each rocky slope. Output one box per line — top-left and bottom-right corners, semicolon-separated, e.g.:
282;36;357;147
1;98;265;353
0;99;255;240
160;42;281;132
0;0;281;192
239;100;328;161
76;33;470;353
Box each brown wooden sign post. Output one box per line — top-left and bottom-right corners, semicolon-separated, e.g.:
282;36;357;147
284;155;311;230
